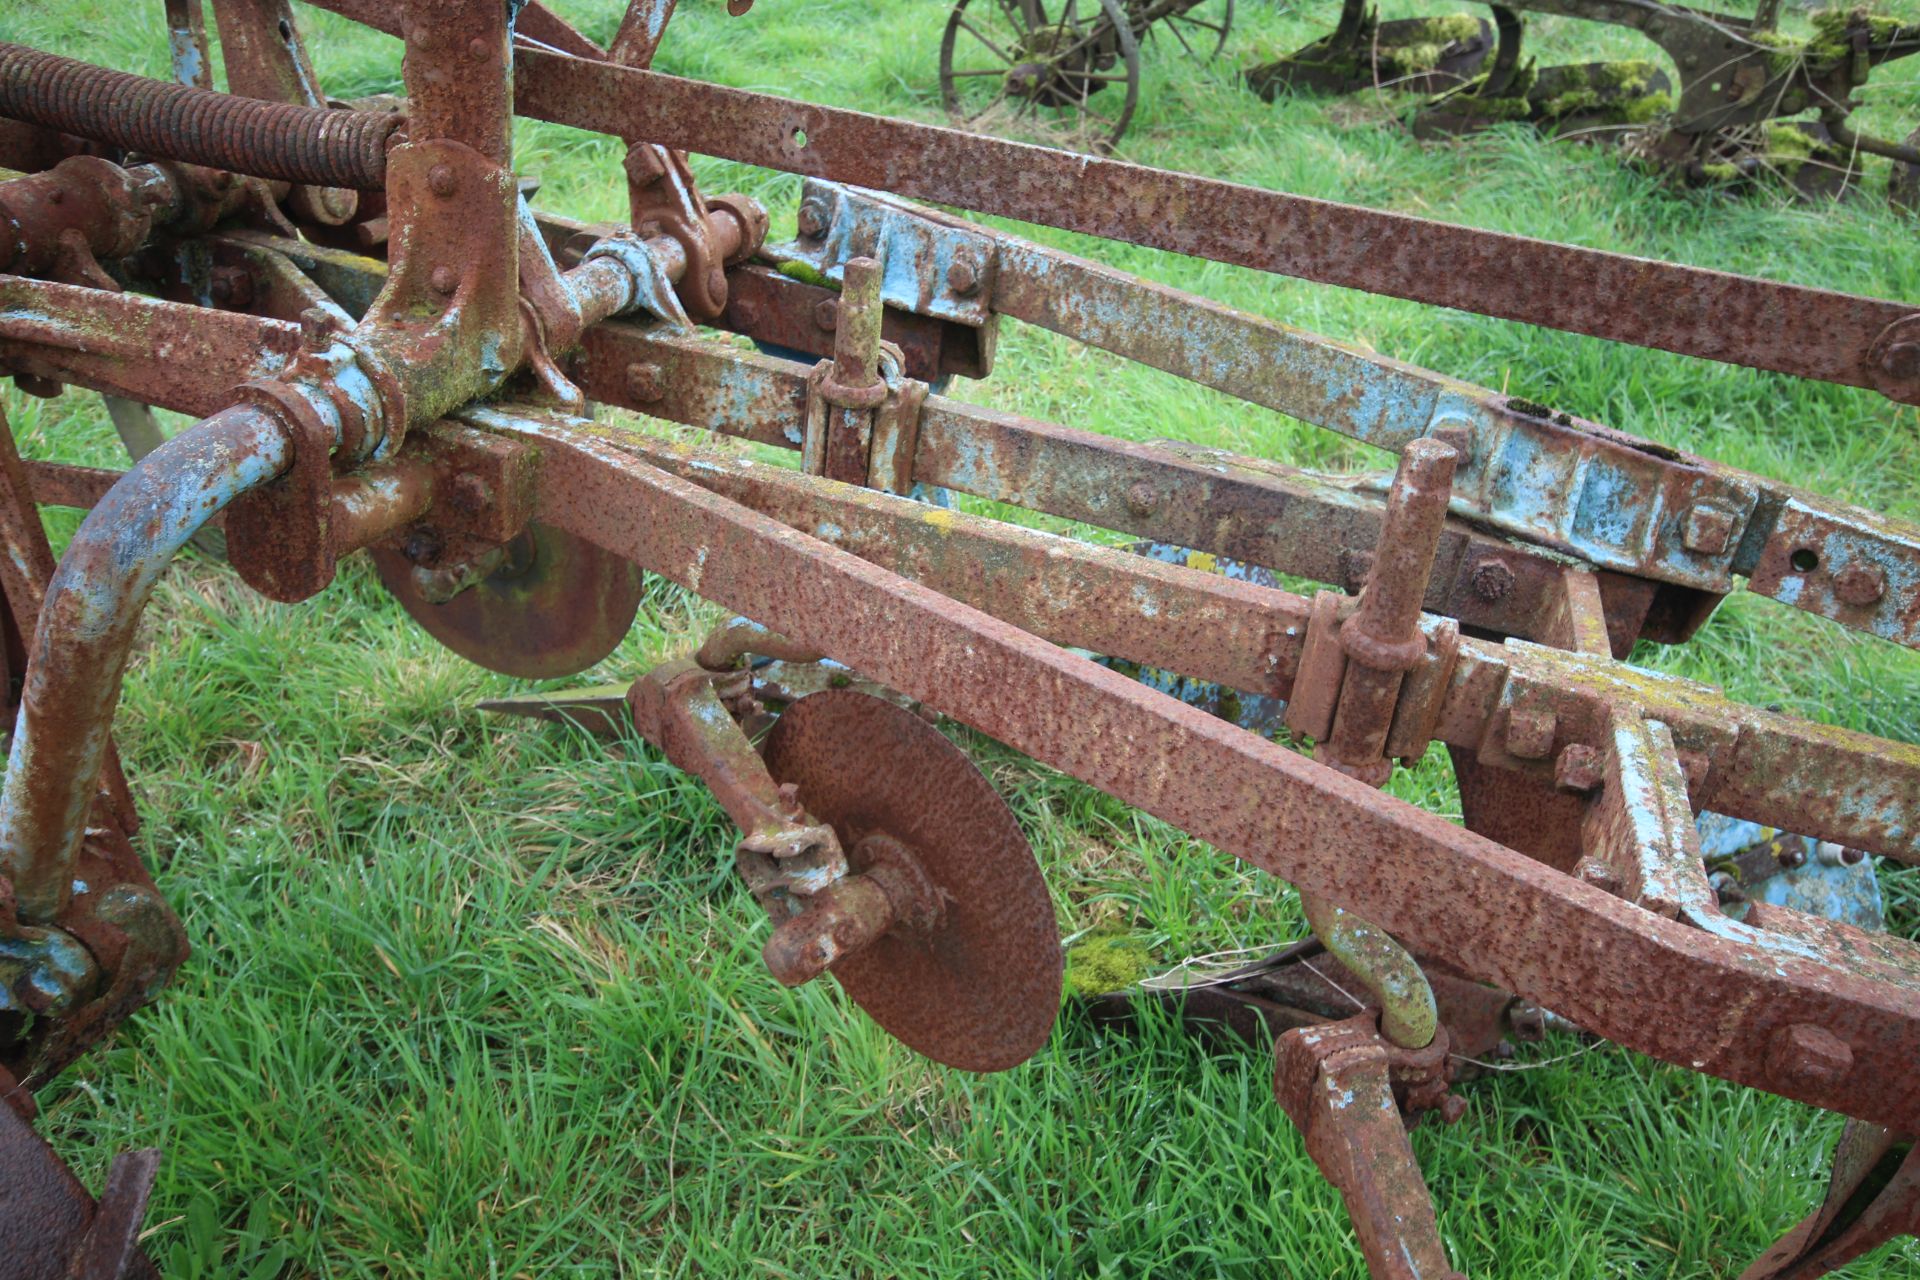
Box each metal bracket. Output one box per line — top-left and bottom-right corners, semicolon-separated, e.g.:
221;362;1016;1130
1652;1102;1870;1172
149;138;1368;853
782;180;1000;328
1271;1015;1462;1280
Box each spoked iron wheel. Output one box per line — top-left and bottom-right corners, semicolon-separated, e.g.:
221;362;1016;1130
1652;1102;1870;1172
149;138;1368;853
1141;0;1233;64
940;0;1142;154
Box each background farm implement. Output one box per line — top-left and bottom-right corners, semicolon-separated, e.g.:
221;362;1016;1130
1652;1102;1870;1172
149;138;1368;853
0;1;1918;1276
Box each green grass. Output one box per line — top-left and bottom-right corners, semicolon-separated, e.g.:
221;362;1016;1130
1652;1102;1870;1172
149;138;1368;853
4;0;1920;1275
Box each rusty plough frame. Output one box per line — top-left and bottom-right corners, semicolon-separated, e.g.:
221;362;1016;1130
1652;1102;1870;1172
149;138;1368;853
2;1;1920;1275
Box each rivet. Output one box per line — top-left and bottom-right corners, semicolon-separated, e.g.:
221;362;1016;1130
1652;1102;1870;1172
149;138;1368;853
427;164;457;199
1124;480;1158;517
468;36;491;60
429;265;459;296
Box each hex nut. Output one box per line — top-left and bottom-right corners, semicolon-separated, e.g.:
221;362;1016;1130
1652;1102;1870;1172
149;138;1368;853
1341;548;1374;593
625;361;664;403
1574;856;1621;895
1430;422;1473;468
1506;707;1557;760
1554;743;1603;793
796;200;828;239
946;254;980;297
1470;558;1515;602
1682;504;1737;556
813;298;838;331
1767;1023;1852;1090
449;473;488;515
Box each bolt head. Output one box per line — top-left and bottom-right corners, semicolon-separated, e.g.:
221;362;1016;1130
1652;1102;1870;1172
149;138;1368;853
813;298;838;331
625;361;664;403
427;164;458;199
1554;743;1603;793
467;36;491;60
1832;563;1887;607
1768;1023;1852;1090
730;299;762;332
1124;480;1158;517
946;254;980;297
796;201;828;239
1469;557;1515;602
1681;504;1738;556
1505;706;1557;760
429;265;459;296
1882;341;1920;382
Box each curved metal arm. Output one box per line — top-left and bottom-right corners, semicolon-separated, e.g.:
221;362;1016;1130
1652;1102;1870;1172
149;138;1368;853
1301;893;1439;1050
0;404;291;923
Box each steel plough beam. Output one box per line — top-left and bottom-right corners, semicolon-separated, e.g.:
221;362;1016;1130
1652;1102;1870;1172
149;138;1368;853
462;402;1920;1134
303;0;1920;402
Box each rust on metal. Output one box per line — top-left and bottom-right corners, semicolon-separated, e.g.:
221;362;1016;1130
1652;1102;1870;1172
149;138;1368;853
1;3;1919;1275
762;689;1062;1072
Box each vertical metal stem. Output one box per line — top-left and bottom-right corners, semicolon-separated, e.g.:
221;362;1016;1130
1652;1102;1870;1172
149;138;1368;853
832;256;884;389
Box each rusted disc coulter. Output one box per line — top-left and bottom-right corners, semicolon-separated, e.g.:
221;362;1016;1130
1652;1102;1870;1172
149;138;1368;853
762;689;1063;1072
371;522;644;679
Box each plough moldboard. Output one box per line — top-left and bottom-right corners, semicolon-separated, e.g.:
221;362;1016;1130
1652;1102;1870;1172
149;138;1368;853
0;1;1917;1275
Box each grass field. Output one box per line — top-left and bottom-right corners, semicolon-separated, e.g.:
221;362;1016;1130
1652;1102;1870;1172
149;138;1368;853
4;0;1920;1275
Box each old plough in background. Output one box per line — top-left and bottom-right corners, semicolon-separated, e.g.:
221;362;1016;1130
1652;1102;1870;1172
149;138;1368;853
0;0;1918;1275
1256;0;1920;200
